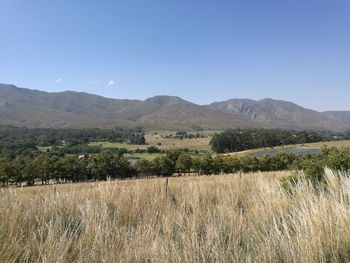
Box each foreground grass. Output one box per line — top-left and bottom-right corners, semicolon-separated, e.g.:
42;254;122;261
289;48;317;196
1;170;350;262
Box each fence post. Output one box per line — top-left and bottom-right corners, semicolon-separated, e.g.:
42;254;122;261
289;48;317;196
164;178;169;197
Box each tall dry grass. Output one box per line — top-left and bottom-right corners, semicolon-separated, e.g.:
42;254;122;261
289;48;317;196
1;170;350;262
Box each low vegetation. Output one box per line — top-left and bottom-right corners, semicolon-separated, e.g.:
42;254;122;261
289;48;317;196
2;170;350;261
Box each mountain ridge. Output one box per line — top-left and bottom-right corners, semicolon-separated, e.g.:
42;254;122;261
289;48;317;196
0;83;349;131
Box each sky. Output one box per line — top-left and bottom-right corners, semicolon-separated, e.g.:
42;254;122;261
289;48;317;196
1;0;350;111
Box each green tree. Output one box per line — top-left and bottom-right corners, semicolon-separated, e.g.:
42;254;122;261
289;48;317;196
135;159;152;178
0;161;13;186
90;151;131;180
175;153;192;174
200;155;214;175
192;157;201;175
32;154;56;185
90;151;117;180
152;156;174;177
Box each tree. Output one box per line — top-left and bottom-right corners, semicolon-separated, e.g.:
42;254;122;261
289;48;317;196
147;146;160;153
291;155;325;183
166;149;184;163
61;155;86;182
32;154;56;185
200;155;214;175
90;151;131;180
113;154;132;179
12;155;36;186
135;159;152;178
223;157;241;174
210;129;325;153
90;151;117;180
192;157;201;175
176;153;192;174
0;161;13;186
212;156;225;174
151;156;174;177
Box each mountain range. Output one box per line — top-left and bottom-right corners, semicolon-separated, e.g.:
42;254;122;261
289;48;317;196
1;83;349;131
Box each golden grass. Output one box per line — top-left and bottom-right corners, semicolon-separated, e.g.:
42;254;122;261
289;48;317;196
2;170;350;262
145;134;212;151
89;141;149;151
298;139;350;148
90;134;212;152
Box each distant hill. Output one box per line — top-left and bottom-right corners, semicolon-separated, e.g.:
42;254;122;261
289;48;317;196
323;111;350;125
0;84;349;131
207;98;350;131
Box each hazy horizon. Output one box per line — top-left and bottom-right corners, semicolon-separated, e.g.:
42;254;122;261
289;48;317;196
1;0;350;111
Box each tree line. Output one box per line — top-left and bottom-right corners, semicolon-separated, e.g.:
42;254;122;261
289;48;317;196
3;147;349;187
210;129;349;153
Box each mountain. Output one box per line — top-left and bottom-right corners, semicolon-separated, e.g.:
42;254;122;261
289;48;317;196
0;84;260;130
208;98;349;131
0;84;349;131
323;111;350;125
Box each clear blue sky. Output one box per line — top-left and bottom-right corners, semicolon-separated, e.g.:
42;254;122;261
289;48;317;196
1;0;350;111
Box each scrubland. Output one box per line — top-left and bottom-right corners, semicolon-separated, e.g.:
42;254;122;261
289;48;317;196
1;170;350;262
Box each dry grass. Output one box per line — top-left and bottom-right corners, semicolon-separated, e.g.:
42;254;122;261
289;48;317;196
145;134;212;151
90;134;212;152
1;170;350;262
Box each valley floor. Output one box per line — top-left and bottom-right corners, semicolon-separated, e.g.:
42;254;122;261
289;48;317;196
1;170;349;262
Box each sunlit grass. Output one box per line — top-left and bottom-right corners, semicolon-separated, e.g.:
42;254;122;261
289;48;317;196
2;170;350;262
90;133;213;152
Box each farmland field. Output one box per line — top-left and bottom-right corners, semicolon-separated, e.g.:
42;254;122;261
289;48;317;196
90;133;213;152
125;152;163;161
2;170;350;262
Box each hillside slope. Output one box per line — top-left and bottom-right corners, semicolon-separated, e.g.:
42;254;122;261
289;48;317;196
323;111;350;125
208;98;349;131
0;84;348;131
0;84;260;130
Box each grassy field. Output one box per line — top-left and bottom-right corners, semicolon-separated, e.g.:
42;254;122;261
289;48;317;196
89;141;149;151
298;139;350;148
37;146;54;152
2;170;350;262
125;152;163;161
90;133;213;152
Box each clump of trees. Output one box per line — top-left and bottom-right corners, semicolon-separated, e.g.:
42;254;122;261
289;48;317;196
290;147;350;182
162;131;207;140
210;129;328;153
0;151;134;187
0;125;146;160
